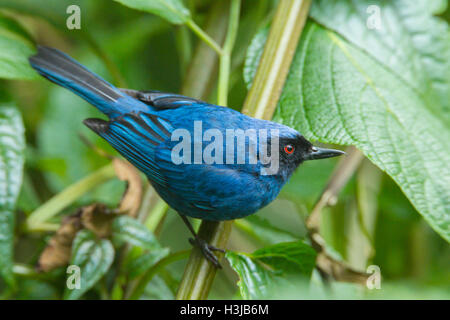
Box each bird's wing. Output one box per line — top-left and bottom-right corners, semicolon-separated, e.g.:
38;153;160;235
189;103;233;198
84;110;263;217
84;112;222;212
120;89;208;110
84;112;173;187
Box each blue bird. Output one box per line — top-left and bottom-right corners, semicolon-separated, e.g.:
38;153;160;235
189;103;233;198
29;46;344;267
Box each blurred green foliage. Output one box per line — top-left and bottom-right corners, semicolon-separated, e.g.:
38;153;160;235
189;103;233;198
0;0;448;300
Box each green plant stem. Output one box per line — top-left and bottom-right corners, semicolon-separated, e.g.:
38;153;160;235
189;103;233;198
175;25;193;78
176;0;312;300
217;0;241;106
186;18;223;56
128;250;190;300
242;0;312;119
26;163;116;231
182;0;230;99
144;198;168;233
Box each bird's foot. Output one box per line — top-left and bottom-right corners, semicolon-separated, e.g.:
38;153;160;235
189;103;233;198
189;237;225;268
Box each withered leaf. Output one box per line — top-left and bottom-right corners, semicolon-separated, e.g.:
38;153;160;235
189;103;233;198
38;204;116;272
80;203;116;237
311;233;370;285
113;158;143;217
38;158;144;272
37;214;83;272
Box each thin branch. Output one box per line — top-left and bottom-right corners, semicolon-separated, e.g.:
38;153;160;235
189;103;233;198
182;1;230;99
217;0;241;105
306;146;365;232
26;163;116;230
127;250;190;300
185;18;224;56
306;146;370;285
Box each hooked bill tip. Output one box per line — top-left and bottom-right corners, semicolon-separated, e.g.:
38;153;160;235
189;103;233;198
306;146;345;161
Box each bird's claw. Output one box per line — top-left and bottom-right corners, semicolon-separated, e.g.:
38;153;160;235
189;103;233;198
188;237;225;268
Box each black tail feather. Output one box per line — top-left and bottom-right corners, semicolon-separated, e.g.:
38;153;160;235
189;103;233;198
83;118;109;134
29;46;122;104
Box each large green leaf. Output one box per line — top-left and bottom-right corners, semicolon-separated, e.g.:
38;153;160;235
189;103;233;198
226;241;316;299
0;13;36;79
0;105;25;286
310;0;450;122
112;0;190;24
64;230;114;300
245;22;450;242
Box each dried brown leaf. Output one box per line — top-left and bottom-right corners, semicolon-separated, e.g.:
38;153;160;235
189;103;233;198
80;203;116;237
37;214;83;272
113;158;143;217
38;204;116;272
38;158;143;272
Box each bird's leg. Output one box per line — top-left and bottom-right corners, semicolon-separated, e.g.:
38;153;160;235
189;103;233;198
178;213;225;268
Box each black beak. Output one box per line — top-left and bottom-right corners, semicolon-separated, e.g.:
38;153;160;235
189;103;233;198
305;146;345;161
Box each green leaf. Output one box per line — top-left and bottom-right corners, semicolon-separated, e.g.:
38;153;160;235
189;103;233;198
226;251;273;300
240;215;298;245
140;275;175;300
252;241;317;275
112;0;190;25
0;13;36;79
126;247;170;279
226;241;317;299
111;215;160;249
310;0;450;122
64;230;114;300
245;22;450;242
16;279;59;300
0;104;25;287
112;215;169;278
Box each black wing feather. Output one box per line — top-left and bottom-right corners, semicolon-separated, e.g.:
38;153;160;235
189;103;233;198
119;89;207;110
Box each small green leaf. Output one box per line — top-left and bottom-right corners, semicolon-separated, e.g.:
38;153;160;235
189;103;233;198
140;275;175;300
226;251;273;300
0;104;25;287
226;241;317;299
64;230;114;300
240;215;298;245
126;247;170;279
112;0;190;25
0;13;36;79
252;241;317;275
111;215;160;249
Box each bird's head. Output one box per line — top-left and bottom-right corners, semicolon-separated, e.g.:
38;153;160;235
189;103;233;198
265;125;345;181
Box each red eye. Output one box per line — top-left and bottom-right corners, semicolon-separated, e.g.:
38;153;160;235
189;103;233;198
284;144;294;154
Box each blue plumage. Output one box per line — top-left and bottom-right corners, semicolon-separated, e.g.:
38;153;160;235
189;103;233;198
30;46;344;266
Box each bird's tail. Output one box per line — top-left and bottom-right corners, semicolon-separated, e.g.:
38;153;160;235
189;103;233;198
29;46;134;117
